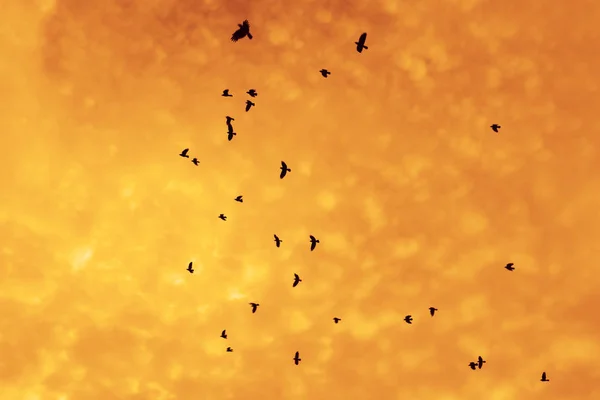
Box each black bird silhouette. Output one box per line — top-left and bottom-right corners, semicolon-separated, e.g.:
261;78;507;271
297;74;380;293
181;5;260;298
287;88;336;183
274;234;282;247
231;20;253;42
235;195;243;203
222;89;233;97
218;214;227;221
319;69;331;78
293;273;302;287
293;351;301;365
404;315;413;324
221;330;227;339
280;161;291;179
186;262;194;273
333;317;341;324
192;158;200;166
505;263;515;271
477;356;486;369
226;116;235;124
249;302;260;313
491;124;501;133
245;100;255;112
355;32;368;53
309;235;320;251
541;372;549;382
429;307;438;317
226;347;233;352
179;148;189;158
227;131;236;141
246;89;257;97
468;362;477;370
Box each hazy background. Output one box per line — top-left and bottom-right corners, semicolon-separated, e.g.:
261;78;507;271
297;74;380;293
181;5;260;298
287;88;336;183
2;0;600;399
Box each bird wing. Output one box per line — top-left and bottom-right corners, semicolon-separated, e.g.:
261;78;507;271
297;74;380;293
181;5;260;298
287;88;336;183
281;161;287;169
542;372;546;379
310;242;316;251
243;20;250;29
279;169;286;179
294;273;299;280
188;262;192;268
182;148;188;155
359;33;367;44
245;103;251;111
231;28;244;42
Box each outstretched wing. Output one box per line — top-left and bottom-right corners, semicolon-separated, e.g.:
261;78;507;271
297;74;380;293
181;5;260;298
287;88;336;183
188;262;192;268
359;32;367;45
242;20;250;30
231;27;245;42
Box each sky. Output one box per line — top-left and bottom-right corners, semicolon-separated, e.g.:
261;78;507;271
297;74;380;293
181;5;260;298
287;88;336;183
1;0;600;399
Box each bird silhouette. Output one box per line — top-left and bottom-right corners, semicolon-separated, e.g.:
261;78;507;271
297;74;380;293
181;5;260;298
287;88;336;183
274;234;282;247
246;89;257;97
477;356;486;369
468;362;477;370
221;330;227;339
541;372;549;382
245;100;255;112
491;124;501;133
280;161;291;179
505;263;515;271
222;89;233;97
179;148;189;158
293;273;302;287
235;195;243;203
192;158;200;166
226;115;235;124
429;307;438;317
355;32;368;53
218;214;227;221
186;262;194;273
293;351;301;365
227;131;236;141
333;317;341;324
226;347;233;352
404;315;413;324
309;235;320;251
319;69;331;78
249;303;260;313
231;20;253;42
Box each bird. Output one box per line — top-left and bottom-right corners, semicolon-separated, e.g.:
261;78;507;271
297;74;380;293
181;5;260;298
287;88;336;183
186;262;194;273
234;195;243;203
541;372;549;382
280;161;291;179
293;273;302;287
293;351;301;365
505;263;515;271
179;148;189;158
274;234;282;247
218;214;227;221
404;315;413;324
222;89;233;97
226;347;233;352
221;330;227;339
333;317;341;324
319;69;331;78
231;20;253;42
227;131;236;141
192;158;200;166
245;100;255;112
468;362;477;370
355;32;368;53
309;235;320;251
477;356;486;369
491;124;501;133
246;89;257;97
249;303;260;313
429;307;438;317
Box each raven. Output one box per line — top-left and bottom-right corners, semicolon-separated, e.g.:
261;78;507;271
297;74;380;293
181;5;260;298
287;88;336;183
231;20;253;42
355;32;368;53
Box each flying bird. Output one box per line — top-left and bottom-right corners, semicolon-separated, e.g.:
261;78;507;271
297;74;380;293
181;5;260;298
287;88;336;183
221;330;227;339
280;161;291;179
192;158;200;166
226;347;233;352
235;195;243;203
505;263;515;271
468;362;477;370
293;351;301;365
246;89;257;97
245;100;255;112
429;307;438;317
404;315;413;324
355;32;368;53
309;235;320;251
274;234;282;247
222;89;233;97
477;356;486;369
179;148;190;158
491;124;501;133
186;262;194;273
293;273;302;287
231;20;253;42
249;303;260;313
541;372;549;382
319;69;331;78
227;131;237;141
333;317;341;324
218;214;227;221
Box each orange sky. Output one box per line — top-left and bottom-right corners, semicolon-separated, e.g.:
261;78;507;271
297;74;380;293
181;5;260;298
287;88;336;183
2;0;600;399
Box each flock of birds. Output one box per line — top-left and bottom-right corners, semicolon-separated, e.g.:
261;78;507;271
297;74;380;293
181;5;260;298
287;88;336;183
175;19;550;382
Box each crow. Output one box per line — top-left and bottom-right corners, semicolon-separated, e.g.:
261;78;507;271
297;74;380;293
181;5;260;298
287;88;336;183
333;317;341;324
320;69;331;78
280;161;291;179
505;263;515;271
274;234;282;247
404;315;413;324
309;235;320;251
249;302;260;313
468;362;477;370
231;20;253;42
235;195;243;203
429;307;438;317
226;347;233;352
245;100;255;112
247;89;257;97
491;124;501;133
293;273;302;287
192;158;200;166
222;89;233;97
477;356;486;369
221;330;227;339
179;148;190;158
186;262;194;273
293;351;301;365
355;32;368;53
541;372;549;382
218;214;227;221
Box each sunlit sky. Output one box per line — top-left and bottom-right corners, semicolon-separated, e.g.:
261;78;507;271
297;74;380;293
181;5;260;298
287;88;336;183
2;0;600;399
